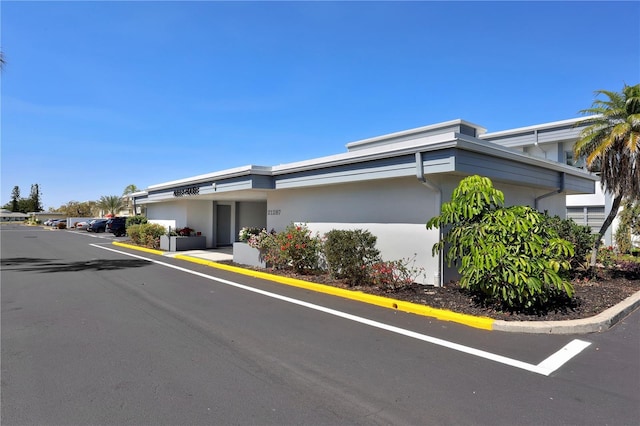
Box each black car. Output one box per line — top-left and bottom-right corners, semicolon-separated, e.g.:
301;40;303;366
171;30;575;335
106;217;127;237
87;219;108;233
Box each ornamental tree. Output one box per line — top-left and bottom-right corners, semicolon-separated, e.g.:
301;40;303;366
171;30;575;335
427;175;574;310
574;84;640;266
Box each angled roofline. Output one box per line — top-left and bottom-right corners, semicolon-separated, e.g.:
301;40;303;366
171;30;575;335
133;117;598;199
480;116;598;139
147;165;272;192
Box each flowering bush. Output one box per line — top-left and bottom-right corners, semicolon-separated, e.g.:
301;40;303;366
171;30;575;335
597;245;617;268
247;228;284;267
368;257;425;290
276;224;322;273
176;226;194;236
248;224;322;273
324;229;380;286
238;227;262;242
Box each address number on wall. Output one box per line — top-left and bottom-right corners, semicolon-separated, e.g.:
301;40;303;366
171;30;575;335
267;209;281;216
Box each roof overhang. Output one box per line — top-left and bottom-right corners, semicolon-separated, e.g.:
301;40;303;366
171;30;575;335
133;119;598;205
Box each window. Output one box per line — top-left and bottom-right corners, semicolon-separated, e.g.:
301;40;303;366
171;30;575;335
567;206;604;234
565;151;586;169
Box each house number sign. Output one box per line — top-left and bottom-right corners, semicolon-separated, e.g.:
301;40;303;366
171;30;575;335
173;186;200;197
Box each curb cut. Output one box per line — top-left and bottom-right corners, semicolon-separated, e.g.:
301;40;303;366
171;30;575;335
111;242;640;334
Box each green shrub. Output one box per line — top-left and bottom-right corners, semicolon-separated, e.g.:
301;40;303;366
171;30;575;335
324;229;380;286
126;215;148;227
596;245;617;268
368;257;424;290
127;223;166;249
427;175;574;311
273;224;322;273
542;214;596;270
614;225;632;255
247;229;285;267
127;224;143;244
248;224;322;273
57;221;67;229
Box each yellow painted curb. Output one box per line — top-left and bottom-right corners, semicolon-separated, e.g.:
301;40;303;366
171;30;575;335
109;242;494;330
174;254;495;331
112;241;164;256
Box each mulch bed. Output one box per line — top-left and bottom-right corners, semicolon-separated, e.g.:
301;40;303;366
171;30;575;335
221;261;640;322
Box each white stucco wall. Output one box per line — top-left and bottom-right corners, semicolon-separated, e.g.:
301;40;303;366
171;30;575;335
266;177;442;285
567;183;606;207
146;200;214;247
236;201;267;235
265;175;571;286
146;201;189;228
186;201;214;246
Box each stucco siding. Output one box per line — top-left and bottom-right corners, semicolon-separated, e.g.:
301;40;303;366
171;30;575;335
147;201;189;228
267;177;440;227
236;201;267;236
306;222;440;286
185;201;214;247
147;200;214;247
266;177;441;285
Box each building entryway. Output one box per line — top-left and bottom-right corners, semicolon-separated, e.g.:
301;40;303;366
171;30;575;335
216;204;232;246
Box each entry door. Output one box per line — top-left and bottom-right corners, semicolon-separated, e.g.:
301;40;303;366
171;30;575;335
216;204;232;246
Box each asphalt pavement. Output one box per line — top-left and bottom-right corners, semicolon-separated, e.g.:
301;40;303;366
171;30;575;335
2;224;639;425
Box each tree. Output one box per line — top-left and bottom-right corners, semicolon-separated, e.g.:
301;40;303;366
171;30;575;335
56;200;97;217
0;50;5;71
614;200;640;254
10;186;20;212
122;184;139;215
28;184;43;212
96;195;125;216
427;175;574;311
574;83;640;266
3;183;42;213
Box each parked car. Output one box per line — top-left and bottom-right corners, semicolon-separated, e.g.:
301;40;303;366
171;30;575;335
87;219;108;233
75;221;90;230
50;219;67;229
106;217;127;237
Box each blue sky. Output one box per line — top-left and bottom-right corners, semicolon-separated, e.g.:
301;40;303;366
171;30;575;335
2;1;638;210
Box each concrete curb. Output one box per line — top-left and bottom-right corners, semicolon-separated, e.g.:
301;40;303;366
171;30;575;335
113;241;164;256
111;242;640;334
492;291;640;334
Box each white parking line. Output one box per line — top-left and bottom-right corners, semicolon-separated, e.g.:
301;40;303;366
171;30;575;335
91;243;591;377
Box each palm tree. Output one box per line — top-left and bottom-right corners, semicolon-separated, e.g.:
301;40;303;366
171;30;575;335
122;184;139;215
97;195;126;217
574;83;640;266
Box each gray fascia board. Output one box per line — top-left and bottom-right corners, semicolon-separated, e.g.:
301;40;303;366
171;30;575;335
345;119;487;151
275;159;418;189
454;136;597;182
480;116;590;139
479;116;599;148
272;132;461;176
147;165;272;192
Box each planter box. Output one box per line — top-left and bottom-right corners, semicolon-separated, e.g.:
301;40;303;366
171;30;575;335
160;235;207;252
233;242;266;268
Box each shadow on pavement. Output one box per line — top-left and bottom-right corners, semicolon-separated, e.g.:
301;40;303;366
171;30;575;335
1;257;150;273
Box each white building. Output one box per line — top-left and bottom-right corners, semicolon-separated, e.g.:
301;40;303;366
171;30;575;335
480;117;615;245
0;209;30;222
132;119;598;286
